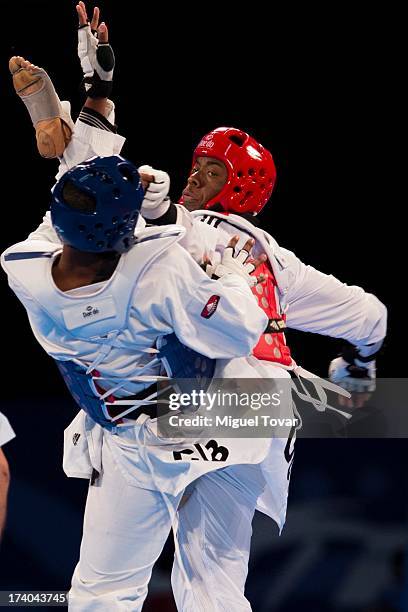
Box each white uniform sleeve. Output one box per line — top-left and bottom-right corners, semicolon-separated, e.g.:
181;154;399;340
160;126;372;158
137;244;268;359
283;248;387;348
0;413;15;447
27;211;60;244
175;205;218;264
142;202;219;264
56;119;126;180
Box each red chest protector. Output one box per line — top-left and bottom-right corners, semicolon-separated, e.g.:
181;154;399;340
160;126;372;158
251;261;292;366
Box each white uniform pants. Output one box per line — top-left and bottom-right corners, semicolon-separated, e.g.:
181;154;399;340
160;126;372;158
172;464;266;611
68;438;183;611
68;443;267;611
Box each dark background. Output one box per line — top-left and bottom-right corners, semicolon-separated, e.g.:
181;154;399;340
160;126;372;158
0;2;405;611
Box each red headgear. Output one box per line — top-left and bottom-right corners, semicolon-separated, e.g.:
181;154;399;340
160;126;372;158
191;127;277;215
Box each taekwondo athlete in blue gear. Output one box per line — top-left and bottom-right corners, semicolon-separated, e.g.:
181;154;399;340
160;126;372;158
2;154;269;609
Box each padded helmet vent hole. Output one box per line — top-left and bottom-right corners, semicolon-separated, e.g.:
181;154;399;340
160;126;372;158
119;165;136;183
229;135;245;147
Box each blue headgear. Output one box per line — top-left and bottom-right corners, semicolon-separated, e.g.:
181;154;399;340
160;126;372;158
50;155;144;253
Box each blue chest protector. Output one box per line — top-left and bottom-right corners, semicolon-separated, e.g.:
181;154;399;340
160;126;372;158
3;231;216;431
56;334;215;429
57;360;116;430
157;332;215;395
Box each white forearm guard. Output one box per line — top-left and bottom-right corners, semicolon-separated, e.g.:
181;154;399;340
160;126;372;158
78;25;115;98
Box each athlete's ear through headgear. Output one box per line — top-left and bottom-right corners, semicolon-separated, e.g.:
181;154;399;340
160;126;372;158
50;155;144;253
186;127;277;215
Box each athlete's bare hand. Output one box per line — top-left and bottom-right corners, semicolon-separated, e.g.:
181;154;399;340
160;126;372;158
76;2;108;42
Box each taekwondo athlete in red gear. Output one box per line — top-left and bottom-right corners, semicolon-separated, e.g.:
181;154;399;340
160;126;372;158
139;127;387;610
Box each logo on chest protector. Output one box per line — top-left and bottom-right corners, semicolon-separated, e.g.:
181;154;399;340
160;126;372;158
201;295;220;319
83;305;100;319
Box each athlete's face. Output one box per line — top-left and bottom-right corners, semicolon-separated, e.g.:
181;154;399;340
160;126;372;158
181;156;228;211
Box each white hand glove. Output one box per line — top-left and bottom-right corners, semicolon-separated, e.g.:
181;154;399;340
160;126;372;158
328;356;376;393
206;245;257;287
139;165;171;219
78;25;115;91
